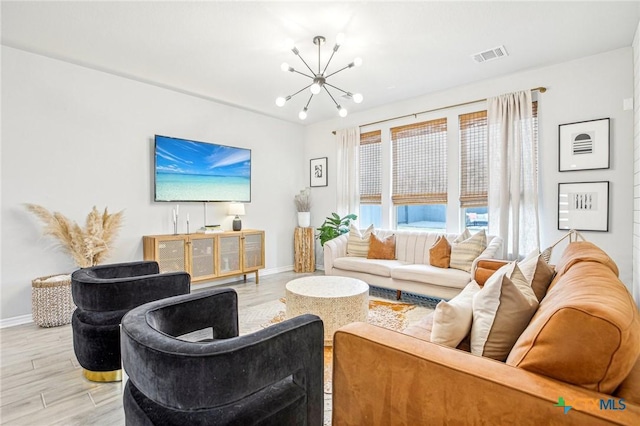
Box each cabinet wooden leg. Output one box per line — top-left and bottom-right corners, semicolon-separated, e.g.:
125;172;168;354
396;290;402;300
243;274;247;283
255;271;259;284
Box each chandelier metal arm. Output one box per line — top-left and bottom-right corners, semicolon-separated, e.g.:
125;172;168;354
303;94;314;110
323;85;340;107
291;68;314;79
325;64;352;79
286;84;314;100
321;46;339;76
294;52;317;76
324;82;350;96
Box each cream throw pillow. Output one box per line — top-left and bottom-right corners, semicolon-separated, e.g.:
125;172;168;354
450;229;487;272
517;250;556;302
471;262;539;361
431;281;482;347
346;224;374;257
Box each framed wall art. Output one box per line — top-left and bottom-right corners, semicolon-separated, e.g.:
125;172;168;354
557;181;609;232
310;157;328;187
558;117;610;171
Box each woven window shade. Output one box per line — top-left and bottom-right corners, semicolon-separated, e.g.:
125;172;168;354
459;102;538;208
391;118;447;205
459;110;488;208
359;130;382;204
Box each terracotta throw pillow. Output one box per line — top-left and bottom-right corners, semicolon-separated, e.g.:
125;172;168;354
347;224;373;257
429;236;451;268
367;233;396;260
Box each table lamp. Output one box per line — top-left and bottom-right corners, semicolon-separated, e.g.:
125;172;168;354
228;203;245;231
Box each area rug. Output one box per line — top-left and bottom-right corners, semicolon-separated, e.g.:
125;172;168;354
239;297;434;394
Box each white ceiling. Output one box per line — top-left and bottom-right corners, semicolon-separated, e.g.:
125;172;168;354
2;1;639;125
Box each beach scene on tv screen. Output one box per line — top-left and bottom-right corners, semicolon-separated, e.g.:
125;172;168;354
155;136;251;202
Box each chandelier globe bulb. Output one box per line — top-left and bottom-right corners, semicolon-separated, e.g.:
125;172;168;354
353;57;363;67
310;83;321;95
338;106;348;117
275;97;286;107
335;33;345;46
281;62;291;72
298;108;308;120
352;93;364;104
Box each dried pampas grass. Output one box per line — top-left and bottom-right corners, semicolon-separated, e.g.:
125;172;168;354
26;204;124;268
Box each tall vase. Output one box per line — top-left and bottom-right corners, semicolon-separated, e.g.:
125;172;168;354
297;212;311;228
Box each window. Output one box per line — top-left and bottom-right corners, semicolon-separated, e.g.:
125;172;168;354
359;130;382;227
459;110;489;230
391;118;447;230
458;102;538;231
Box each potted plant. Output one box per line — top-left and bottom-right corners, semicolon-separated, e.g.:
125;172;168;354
316;213;357;246
25;204;124;327
294;188;311;227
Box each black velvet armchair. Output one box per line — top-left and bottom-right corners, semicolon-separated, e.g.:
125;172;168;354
71;261;190;382
121;288;324;425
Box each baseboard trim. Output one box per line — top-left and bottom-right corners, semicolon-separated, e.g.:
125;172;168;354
1;314;33;329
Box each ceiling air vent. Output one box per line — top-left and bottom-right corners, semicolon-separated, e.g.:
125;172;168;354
472;45;508;63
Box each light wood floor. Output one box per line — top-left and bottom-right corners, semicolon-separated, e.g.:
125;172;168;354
0;270;328;425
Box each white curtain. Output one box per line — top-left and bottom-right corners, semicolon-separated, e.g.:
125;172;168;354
487;90;539;259
335;127;360;218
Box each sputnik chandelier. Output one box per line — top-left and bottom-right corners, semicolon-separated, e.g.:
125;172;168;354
275;33;363;120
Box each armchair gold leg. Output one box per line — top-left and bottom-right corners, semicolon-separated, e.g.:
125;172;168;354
82;368;122;382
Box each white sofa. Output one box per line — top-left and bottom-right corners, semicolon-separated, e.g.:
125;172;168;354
323;229;503;300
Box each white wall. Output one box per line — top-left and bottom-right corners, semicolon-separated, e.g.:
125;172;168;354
306;48;636;292
633;20;640;307
1;47;306;321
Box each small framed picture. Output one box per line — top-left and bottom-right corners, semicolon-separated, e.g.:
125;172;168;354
558;118;610;171
310;157;328;187
557;181;609;232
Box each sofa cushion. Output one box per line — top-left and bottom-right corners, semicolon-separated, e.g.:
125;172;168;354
506;254;640;394
428;236;451;268
471;263;538;361
391;264;471;289
431;281;481;347
333;257;407;277
367;233;396;260
347;224;373;257
450;230;487;272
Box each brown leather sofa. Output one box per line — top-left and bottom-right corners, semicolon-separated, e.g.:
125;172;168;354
332;242;640;425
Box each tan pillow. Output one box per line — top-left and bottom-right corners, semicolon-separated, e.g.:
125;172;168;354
431;281;482;347
471;262;539;361
347;224;373;257
367;233;396;260
518;250;555;301
450;229;487;272
429;236;451;268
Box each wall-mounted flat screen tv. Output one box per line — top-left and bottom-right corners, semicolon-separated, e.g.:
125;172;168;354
154;135;251;202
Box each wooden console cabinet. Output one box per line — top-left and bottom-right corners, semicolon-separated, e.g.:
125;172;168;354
143;230;265;284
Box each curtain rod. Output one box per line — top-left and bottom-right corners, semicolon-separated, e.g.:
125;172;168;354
332;86;547;135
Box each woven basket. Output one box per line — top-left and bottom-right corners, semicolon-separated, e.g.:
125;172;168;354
31;274;75;327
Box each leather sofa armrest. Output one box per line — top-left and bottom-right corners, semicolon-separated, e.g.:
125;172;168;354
323;234;348;273
333;323;640;425
472;259;509;286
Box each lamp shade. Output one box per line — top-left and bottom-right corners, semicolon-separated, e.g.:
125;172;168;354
228;203;245;216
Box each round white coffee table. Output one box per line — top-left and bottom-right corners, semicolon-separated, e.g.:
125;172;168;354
285;276;369;346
